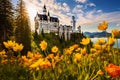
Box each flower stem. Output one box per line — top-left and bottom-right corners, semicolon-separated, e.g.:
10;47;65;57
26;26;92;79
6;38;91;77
116;39;118;49
91;74;98;80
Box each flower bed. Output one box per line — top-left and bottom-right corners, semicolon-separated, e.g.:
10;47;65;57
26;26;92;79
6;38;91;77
0;21;120;80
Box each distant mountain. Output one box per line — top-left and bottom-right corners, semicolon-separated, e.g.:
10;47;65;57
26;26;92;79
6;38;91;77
84;31;111;38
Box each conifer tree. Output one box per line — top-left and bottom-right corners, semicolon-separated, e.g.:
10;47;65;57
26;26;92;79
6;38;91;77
0;0;14;42
15;0;31;55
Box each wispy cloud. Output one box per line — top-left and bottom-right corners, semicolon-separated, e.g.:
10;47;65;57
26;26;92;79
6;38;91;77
72;5;83;13
77;11;120;32
87;3;96;7
97;10;102;13
75;0;87;3
116;24;120;26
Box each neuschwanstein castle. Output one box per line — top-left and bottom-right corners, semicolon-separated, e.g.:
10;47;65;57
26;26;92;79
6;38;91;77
34;5;81;40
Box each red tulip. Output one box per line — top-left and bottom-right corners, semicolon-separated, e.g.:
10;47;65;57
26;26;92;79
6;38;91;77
105;64;120;78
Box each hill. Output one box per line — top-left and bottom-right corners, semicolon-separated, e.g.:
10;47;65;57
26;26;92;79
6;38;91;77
84;31;111;38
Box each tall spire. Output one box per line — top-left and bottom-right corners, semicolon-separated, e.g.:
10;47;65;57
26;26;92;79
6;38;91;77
71;16;76;31
43;4;47;15
48;11;50;16
48;11;50;22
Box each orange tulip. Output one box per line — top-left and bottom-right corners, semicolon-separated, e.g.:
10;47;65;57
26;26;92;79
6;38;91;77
105;64;120;78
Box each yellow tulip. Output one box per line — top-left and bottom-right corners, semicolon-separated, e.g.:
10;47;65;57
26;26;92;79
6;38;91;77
3;40;23;52
30;58;44;69
64;48;72;55
112;29;120;38
3;40;15;49
40;59;51;69
90;48;96;53
54;55;60;61
51;46;59;53
81;47;87;55
97;69;104;76
39;40;47;51
98;21;108;31
47;54;54;59
69;46;74;52
107;37;115;46
21;56;28;62
97;38;106;45
30;62;39;69
74;53;82;62
27;51;34;58
72;44;79;49
102;44;107;50
94;44;102;50
0;50;6;55
75;48;81;52
80;37;90;45
13;43;24;52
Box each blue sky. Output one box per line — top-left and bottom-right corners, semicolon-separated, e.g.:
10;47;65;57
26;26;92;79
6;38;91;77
12;0;120;32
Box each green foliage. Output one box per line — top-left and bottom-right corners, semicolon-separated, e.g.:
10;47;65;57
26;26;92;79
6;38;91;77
0;61;33;80
31;32;40;53
33;32;62;53
32;32;86;55
15;0;31;55
0;0;14;42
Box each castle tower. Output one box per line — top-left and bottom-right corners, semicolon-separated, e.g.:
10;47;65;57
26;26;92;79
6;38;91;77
71;16;76;31
43;4;47;15
48;11;50;22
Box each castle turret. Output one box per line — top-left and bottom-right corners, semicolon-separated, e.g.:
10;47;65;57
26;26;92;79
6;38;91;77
48;11;50;22
43;4;47;15
71;16;76;31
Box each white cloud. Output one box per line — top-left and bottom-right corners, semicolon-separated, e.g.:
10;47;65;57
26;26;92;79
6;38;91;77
116;24;120;26
66;12;74;17
62;2;70;12
77;10;120;25
87;3;96;7
97;10;102;13
76;10;120;32
72;5;83;13
84;2;96;9
75;0;87;3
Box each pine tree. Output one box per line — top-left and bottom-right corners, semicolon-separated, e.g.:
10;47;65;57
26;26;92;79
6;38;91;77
15;0;31;55
0;0;14;42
